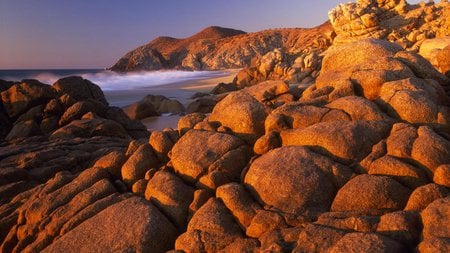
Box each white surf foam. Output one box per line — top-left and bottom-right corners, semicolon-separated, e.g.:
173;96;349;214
81;70;226;91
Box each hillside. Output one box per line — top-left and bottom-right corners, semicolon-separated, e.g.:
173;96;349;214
110;23;333;71
111;26;246;71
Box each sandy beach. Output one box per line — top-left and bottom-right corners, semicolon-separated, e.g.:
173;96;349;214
178;69;240;92
104;69;239;131
104;69;239;106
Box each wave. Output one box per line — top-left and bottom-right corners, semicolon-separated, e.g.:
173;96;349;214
0;69;228;91
81;70;226;91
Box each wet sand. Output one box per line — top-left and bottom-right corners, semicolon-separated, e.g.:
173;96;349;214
104;69;239;131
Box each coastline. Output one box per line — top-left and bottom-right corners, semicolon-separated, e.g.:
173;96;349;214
103;69;239;107
108;69;240;131
2;0;449;251
178;69;240;92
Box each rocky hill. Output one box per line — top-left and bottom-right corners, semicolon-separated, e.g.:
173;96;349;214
110;24;333;71
233;0;450;88
111;26;245;71
0;0;450;252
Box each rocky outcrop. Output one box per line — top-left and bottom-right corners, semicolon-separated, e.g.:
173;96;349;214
145;170;194;229
2;2;450;253
305;38;450;105
233;45;328;88
230;22;333;88
329;0;450;49
2;40;449;253
52;76;108;106
0;136;131;250
280;120;392;162
421;197;450;239
0;77;149;140
121;143;159;187
50;118;129;139
233;0;450;91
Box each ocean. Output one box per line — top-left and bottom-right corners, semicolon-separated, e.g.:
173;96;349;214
0;69;229;106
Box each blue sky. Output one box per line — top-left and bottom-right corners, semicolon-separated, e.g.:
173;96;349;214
0;0;421;69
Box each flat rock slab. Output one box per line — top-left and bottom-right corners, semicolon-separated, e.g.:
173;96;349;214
43;196;178;253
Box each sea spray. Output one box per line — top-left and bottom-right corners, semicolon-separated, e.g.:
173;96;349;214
0;69;230;107
0;69;228;91
82;70;227;91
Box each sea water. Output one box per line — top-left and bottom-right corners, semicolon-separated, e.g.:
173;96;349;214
0;69;227;106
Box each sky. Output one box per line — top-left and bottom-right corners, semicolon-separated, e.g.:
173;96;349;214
0;0;421;69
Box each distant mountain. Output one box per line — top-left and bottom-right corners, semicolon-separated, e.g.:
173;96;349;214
110;24;333;71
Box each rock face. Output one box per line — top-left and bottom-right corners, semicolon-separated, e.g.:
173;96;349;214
329;0;450;48
232;23;333;87
42;197;178;253
316;39;409;100
50;118;129;139
306;38;450;117
122;100;159;120
421;197;450;239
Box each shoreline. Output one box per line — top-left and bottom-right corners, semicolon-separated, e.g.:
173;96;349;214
105;69;240;131
104;69;239;107
177;69;240;92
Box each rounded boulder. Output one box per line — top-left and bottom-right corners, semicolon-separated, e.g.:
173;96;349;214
171;130;252;189
209;91;269;144
245;146;354;218
331;174;411;214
